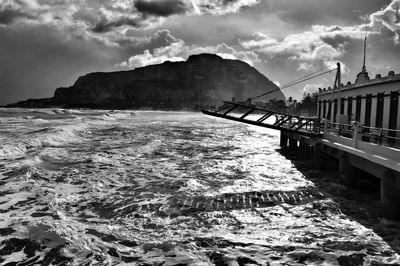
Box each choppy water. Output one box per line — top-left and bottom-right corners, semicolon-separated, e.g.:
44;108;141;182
0;108;399;265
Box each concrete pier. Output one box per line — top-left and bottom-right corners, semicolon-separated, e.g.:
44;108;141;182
280;131;288;147
313;144;327;170
381;170;400;219
299;139;310;152
309;134;400;218
273;111;400;219
338;154;358;188
289;138;298;150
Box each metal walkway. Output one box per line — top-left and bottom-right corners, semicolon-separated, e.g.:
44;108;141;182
202;101;322;138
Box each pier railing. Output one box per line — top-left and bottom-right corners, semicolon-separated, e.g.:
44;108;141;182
360;126;400;147
324;121;400;149
326;122;354;139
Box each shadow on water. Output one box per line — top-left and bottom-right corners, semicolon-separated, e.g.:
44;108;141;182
279;147;400;257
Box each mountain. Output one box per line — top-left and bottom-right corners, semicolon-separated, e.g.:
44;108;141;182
6;53;285;109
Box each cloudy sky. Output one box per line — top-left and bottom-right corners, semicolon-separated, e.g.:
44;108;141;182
1;0;399;105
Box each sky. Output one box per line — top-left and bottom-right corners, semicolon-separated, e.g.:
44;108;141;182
0;0;400;105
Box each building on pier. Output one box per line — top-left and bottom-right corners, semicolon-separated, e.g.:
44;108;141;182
317;69;400;135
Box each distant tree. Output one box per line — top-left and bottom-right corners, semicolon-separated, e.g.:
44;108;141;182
266;99;287;112
285;93;317;116
296;93;318;116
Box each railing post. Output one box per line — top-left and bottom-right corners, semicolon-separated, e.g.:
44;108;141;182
352;121;359;149
323;119;328;135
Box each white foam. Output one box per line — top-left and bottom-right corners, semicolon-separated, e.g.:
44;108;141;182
106;111;136;119
178;179;210;193
0;120;91;159
33;109;57;115
0;251;27;265
0;143;27;159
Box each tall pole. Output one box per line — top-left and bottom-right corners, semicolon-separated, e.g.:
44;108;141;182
362;17;368;72
362;36;367;72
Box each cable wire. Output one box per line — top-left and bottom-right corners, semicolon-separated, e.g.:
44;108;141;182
279;65;335;88
215;65;337;112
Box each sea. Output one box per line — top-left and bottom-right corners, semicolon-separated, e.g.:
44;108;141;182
0;108;399;266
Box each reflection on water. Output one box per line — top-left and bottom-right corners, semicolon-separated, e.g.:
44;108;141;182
0;108;399;265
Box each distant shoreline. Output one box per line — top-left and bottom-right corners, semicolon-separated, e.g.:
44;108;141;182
0;104;209;112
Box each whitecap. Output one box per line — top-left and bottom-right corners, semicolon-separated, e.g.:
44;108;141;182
0;143;28;159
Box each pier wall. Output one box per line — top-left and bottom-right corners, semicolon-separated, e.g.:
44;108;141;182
280;130;400;219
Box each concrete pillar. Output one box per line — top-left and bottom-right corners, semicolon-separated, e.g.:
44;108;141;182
280;131;288;147
288;138;298;150
313;144;327;170
351;120;360;149
323;119;329;135
299;138;313;158
299;139;309;152
339;154;357;187
381;170;400;219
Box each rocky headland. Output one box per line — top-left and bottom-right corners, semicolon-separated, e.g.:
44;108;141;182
6;53;285;110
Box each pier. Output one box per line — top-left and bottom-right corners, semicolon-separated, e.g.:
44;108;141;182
202;63;400;219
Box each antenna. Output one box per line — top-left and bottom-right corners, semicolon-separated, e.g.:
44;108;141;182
362;17;368;72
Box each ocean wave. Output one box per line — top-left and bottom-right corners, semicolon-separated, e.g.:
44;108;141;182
25;127;54;135
107;111;136;119
0;143;28;159
40;152;92;169
32;109;57;115
52;108;83;115
0;123;89;159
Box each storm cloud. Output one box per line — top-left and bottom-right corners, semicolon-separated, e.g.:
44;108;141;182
134;0;188;17
0;0;399;105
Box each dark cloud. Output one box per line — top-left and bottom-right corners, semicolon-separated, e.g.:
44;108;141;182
134;0;188;17
92;17;141;33
91;0;190;33
223;0;237;4
0;6;34;25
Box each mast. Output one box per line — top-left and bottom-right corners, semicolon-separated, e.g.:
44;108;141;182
355;17;370;83
362;17;368;72
337;62;341;116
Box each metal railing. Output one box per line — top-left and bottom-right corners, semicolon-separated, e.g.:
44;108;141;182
324;120;400;149
327;122;354;139
360;126;400;148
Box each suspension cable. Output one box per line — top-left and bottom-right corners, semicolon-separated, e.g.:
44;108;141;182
215;65;337;112
251;67;336;101
280;65;335;88
280;68;336;89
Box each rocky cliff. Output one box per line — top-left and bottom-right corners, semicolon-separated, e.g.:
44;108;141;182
8;54;285;109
